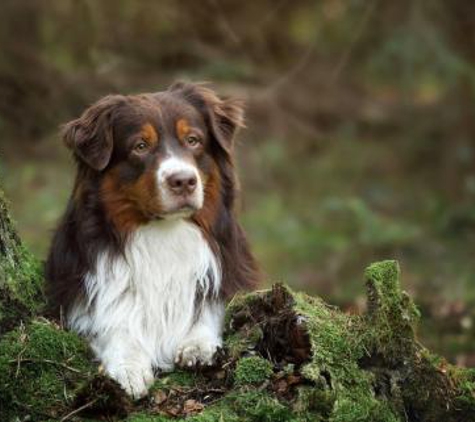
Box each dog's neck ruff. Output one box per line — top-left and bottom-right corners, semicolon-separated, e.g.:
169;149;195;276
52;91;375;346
68;219;221;369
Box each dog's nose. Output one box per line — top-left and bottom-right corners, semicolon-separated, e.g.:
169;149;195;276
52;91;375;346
166;171;197;195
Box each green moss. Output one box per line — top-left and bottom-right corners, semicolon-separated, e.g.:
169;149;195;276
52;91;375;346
128;390;300;422
151;369;202;392
224;292;258;327
225;326;263;359
330;394;399;422
0;319;94;421
234;356;273;386
230;390;296;422
2;245;44;310
224;283;400;421
0;188;45;332
188;390;297;422
185;405;240;422
454;371;475;418
0;259;473;422
127;414;171;422
295;291;365;382
294;387;335;418
287;284;403;421
363;260;420;364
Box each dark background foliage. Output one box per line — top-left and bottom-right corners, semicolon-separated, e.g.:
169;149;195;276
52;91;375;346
0;0;474;365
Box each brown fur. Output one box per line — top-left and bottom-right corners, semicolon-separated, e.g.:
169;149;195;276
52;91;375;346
101;169;152;233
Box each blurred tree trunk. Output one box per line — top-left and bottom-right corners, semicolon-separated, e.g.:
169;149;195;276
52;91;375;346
0;0;72;138
441;1;475;202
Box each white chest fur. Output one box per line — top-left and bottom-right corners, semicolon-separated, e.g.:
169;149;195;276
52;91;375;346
68;220;222;379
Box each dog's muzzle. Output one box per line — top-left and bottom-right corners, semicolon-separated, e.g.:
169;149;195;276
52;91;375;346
157;157;204;217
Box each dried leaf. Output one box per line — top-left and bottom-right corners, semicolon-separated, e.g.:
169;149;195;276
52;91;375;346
183;399;204;415
153;389;168;405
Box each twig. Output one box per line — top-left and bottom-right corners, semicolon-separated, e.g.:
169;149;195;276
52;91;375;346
206;0;242;46
13;400;57;420
263;38;318;96
330;0;379;85
9;358;82;373
60;399;98;422
258;0;291;28
15;347;27;377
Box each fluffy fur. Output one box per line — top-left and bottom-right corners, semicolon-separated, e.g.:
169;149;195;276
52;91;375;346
46;82;260;398
70;220;221;397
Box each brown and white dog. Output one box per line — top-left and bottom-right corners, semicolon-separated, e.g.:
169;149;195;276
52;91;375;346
45;82;260;398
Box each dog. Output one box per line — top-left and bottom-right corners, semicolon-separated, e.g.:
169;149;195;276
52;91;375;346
45;82;260;398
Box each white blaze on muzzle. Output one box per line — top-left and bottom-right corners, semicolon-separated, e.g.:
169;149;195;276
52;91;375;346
157;156;204;214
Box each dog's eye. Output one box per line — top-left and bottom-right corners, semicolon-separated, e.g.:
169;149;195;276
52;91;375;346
134;141;149;153
185;135;201;147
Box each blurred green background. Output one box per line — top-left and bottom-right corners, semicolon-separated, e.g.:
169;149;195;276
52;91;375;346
0;0;474;365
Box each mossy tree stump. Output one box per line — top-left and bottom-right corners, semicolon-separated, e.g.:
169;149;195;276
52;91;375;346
0;188;474;422
0;188;44;334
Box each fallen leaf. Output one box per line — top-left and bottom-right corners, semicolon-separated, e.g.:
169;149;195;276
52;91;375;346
183;399;204;415
276;379;288;393
153;389;168;405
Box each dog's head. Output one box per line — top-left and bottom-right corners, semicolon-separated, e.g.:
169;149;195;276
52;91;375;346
63;82;243;231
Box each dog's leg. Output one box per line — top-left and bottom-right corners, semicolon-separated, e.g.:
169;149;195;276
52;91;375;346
175;300;224;367
91;329;154;399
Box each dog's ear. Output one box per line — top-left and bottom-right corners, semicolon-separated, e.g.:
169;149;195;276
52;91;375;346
170;82;244;155
62;95;125;171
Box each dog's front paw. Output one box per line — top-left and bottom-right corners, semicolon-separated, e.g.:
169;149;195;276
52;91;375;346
175;338;219;368
107;363;154;399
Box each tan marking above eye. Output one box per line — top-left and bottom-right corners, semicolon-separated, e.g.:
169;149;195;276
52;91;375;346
176;118;192;141
140;123;158;144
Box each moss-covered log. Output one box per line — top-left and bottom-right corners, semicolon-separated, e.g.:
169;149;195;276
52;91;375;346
0;190;474;421
1;261;474;422
0;187;44;334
